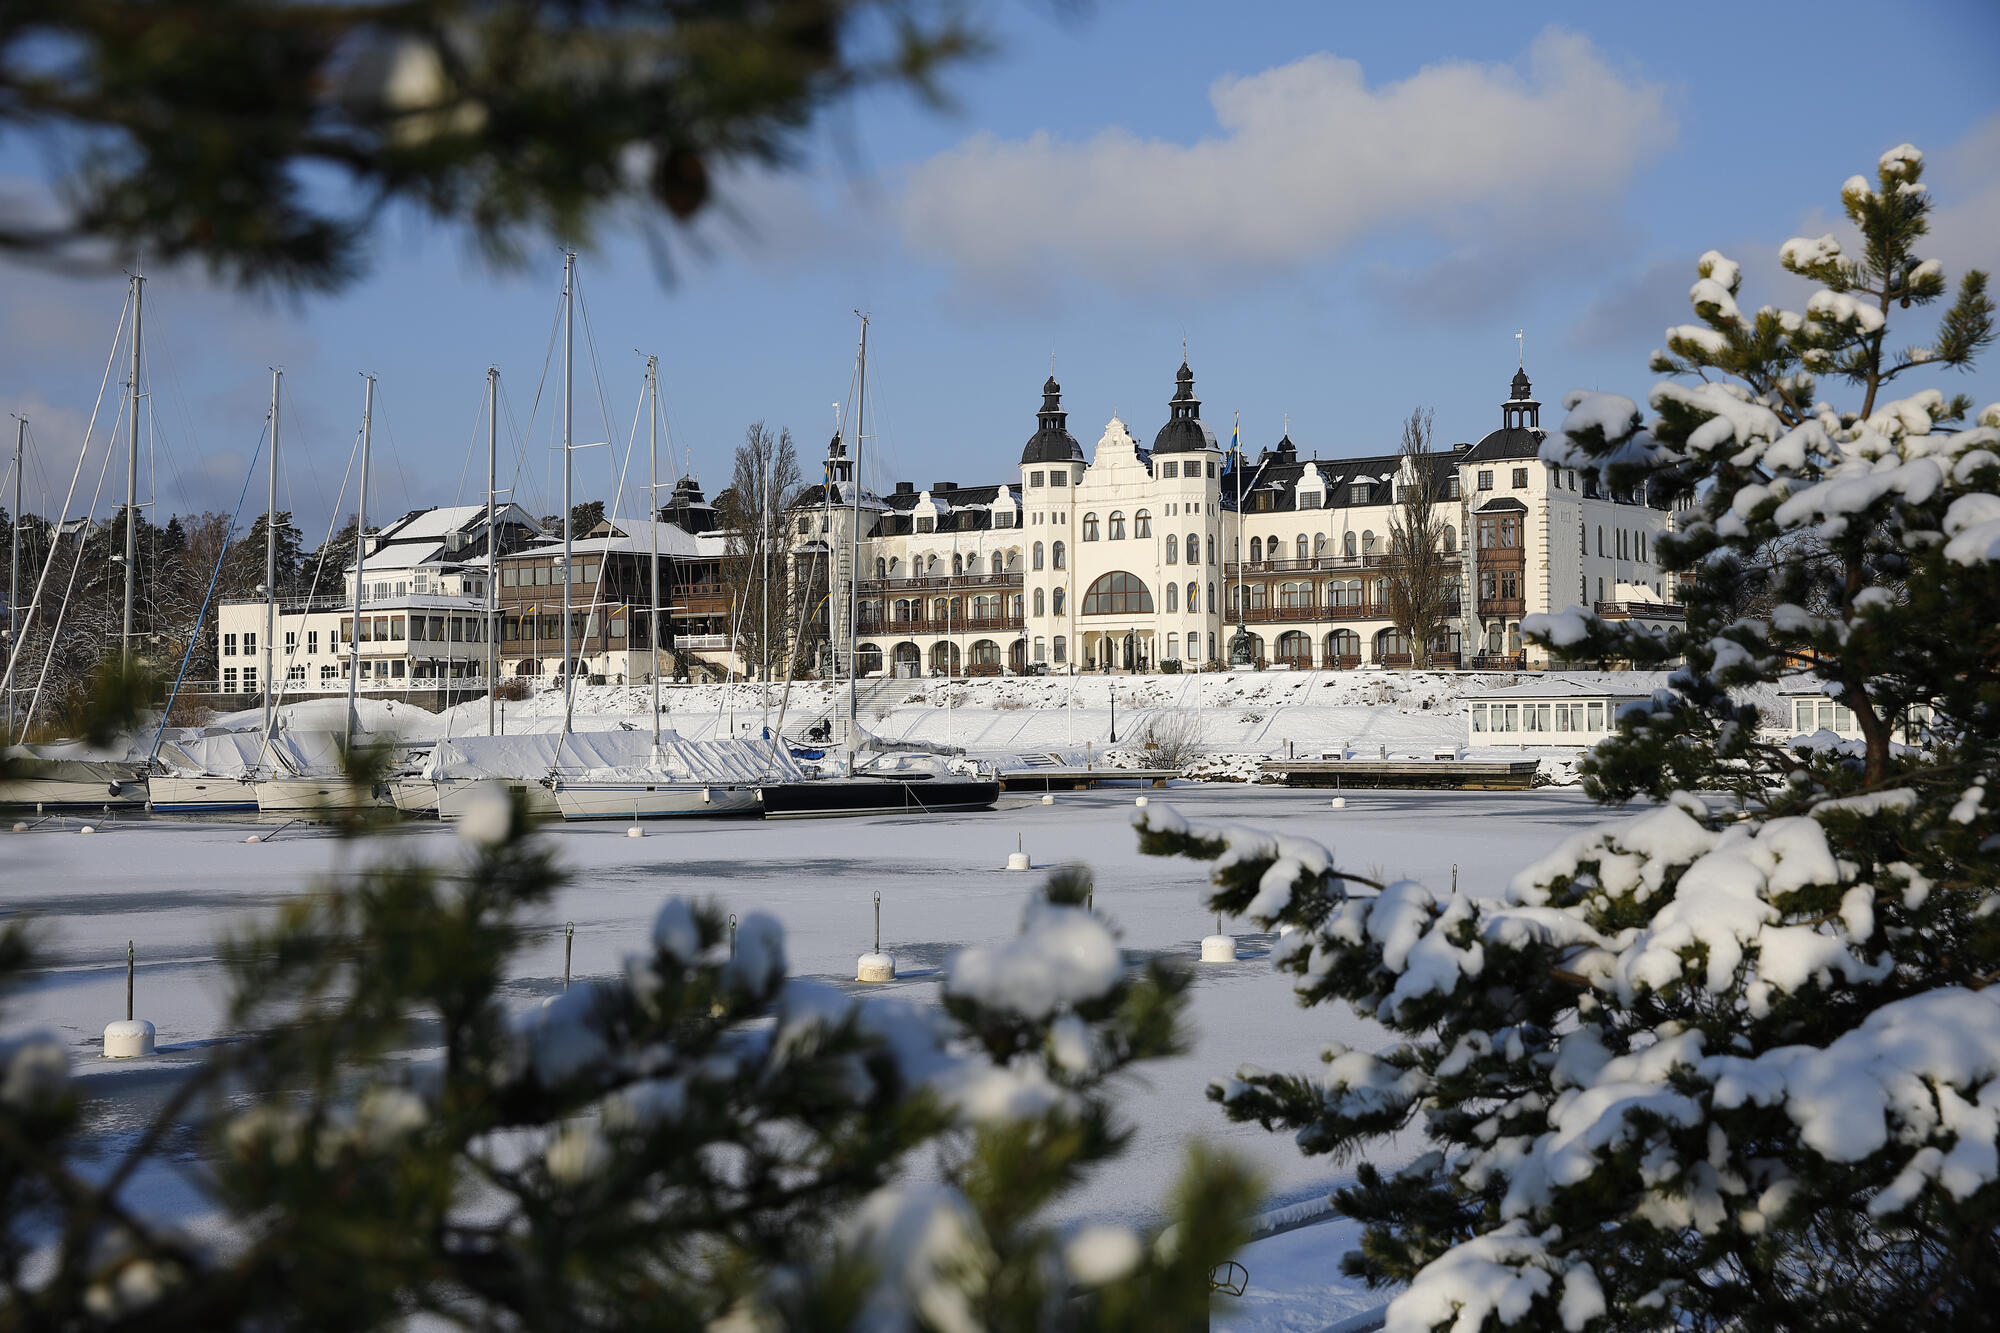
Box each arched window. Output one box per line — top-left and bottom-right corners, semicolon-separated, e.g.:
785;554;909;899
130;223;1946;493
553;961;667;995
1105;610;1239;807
1134;509;1152;537
1186;532;1201;565
952;553;964;576
1314;533;1327;555
1033;587;1045;616
1166;534;1179;564
1034;636;1047;662
1033;542;1045;571
1276;630;1312;664
1343;531;1357;558
1052;541;1066;570
1597;526;1604;556
1080;572;1155;614
1443;525;1457;554
930;641;961;674
1362;530;1376;554
1325;629;1360;663
933;598;949;621
1296;534;1309;560
1208;535;1216;564
1375;627;1410;660
991;551;1004;575
1279;580;1313;609
1249;537;1262;562
1166;583;1180;612
969;639;1000;668
1207;582;1215;612
894;598;914;621
874;557;887;579
855;643;884;676
1108;511;1126;541
1082;513;1100;541
1166;633;1180;660
1052;587;1065;616
1187;582;1199;613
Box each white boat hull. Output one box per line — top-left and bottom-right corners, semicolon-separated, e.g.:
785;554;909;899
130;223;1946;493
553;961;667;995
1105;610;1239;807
0;777;148;810
255;776;394;814
149;775;259;812
550;780;762;821
388;777;441;815
433;777;562;820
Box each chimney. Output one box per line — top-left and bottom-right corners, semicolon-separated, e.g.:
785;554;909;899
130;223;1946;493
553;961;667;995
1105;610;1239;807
932;480;956;492
894;480;915;495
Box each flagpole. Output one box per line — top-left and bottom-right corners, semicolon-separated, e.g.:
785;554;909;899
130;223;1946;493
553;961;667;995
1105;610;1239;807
1233;411;1245;664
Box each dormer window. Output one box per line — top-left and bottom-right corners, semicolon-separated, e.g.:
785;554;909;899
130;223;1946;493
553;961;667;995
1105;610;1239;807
1050;471;1068;487
1160;461;1178;479
1349;482;1370;506
916;516;935;533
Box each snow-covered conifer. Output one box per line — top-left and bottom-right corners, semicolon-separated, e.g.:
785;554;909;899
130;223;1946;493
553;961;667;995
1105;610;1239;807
1139;145;1998;1331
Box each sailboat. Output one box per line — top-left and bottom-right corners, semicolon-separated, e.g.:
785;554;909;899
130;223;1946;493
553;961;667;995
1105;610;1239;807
150;367;284;813
0;279;153;810
256;373;394;815
549;343;776;820
753;314;999;819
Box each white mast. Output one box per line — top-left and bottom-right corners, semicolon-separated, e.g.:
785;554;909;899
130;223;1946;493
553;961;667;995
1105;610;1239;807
123;273;142;673
647;353;663;762
348;374;374;753
7;417;20;741
561;251;576;737
263;368;280;742
485;365;498;735
844;314;867;776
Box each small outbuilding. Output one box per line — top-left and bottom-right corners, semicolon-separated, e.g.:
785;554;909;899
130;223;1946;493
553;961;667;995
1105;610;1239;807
1467;680;1652;746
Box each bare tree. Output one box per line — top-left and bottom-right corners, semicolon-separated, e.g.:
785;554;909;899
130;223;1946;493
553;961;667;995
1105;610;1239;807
1384;406;1455;669
713;422;803;679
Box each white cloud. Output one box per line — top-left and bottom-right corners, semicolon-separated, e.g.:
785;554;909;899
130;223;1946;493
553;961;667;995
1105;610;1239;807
899;28;1674;297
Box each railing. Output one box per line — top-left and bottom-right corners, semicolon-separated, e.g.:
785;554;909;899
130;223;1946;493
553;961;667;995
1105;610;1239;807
1224;555;1399;576
1476;545;1525;565
857;613;1026;634
1468;653;1527;670
859;572;1024;594
1593;600;1685;619
1238;603;1393;624
1477;597;1526;617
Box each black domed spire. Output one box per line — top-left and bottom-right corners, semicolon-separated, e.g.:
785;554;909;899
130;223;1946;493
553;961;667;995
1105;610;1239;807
1021;374;1084;466
1510;367;1533;401
1152;359;1217;455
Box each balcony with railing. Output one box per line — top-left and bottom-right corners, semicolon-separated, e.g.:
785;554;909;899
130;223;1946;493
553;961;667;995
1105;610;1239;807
1593;600;1686;621
859;572;1024;594
1237;601;1393;624
857;611;1026;635
1223;553;1404;577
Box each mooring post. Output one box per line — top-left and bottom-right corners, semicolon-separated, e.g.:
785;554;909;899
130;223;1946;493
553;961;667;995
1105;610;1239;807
563;922;575;989
1452;863;1459;894
873;890;881;955
125;940;134;1022
728;913;737;957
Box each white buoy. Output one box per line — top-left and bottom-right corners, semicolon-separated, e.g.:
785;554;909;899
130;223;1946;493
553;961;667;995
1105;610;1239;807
1200;934;1238;963
626;825;645;838
1329;797;1347;810
78;825;96;835
1134;795;1148;808
1040;793;1055;805
11;823;25;833
1006;833;1031;871
244;834;262;844
103;1019;156;1059
857;890;896;981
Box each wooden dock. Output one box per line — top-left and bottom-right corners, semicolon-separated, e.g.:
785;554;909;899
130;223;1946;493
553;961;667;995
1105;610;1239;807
1258;758;1541;791
999;767;1179;791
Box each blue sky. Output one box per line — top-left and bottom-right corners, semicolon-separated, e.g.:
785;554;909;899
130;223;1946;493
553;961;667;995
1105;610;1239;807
3;0;1997;543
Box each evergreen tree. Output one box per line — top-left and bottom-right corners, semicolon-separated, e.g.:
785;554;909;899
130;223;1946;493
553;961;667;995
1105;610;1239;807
1138;144;1998;1331
1;803;1258;1329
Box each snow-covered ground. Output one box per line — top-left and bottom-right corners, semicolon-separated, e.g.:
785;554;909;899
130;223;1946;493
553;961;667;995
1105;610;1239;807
7;784;1619;1329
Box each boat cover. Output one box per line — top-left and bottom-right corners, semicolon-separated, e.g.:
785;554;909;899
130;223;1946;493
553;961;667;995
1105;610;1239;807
425;731;803;785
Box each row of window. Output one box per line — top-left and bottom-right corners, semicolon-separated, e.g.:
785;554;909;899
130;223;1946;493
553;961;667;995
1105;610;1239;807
872;552;1011;579
1470;700;1614;735
1154;460;1217;479
500;561;599;587
1597;527;1651;562
1226;579;1458;611
1241;528;1463;562
1025;469;1075;487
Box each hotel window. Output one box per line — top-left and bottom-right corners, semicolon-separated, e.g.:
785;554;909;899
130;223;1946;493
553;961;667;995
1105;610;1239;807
1166;535;1178;564
1471;702;1488;732
1033;588;1045;616
1446;475;1461;500
1189;582;1200;613
1207;535;1216;564
1295;534;1309;560
1349;482;1370;505
1108;512;1126;541
391;617;405;641
245;632;258;655
1478;470;1494;491
1051;471;1068;487
1344;532;1357;557
1166;583;1180;612
307;629;319;655
284;630;296;653
1052;588;1066;615
1052;635;1067;662
1167;633;1179;659
1588;701;1606;730
1029;471;1045;487
1134;509;1152;537
1052;541;1066;570
288;665;305;683
1033;542;1045;571
1034;637;1047;662
223;667;238;691
321;664;337;682
1512;467;1529;488
242;667;257;692
222;633;237;656
1082;513;1100;541
1186;532;1200;565
1160;462;1178;478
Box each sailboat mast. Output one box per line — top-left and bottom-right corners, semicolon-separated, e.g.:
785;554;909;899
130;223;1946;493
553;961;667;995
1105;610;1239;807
844;314;866;775
264;368;280;741
561;251;576;737
8;417;20;742
648;353;662;755
123;273;142;672
348;374;374;753
486;365;498;735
